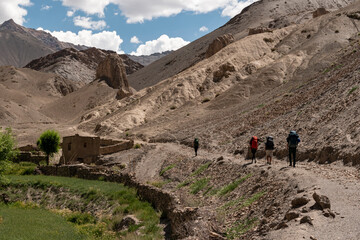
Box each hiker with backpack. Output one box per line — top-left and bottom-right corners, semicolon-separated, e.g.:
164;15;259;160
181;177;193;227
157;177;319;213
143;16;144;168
265;136;275;165
249;136;259;163
194;138;199;156
287;130;300;167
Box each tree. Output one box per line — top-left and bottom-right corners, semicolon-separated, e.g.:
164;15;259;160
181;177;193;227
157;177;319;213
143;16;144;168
37;130;60;165
0;127;18;178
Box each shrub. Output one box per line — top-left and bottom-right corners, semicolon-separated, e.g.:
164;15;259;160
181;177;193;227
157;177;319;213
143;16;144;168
37;130;60;165
133;143;141;149
0;127;18;179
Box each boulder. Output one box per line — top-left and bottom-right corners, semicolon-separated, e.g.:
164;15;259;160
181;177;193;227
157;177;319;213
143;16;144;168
112;215;139;232
300;216;313;225
284;211;300;221
96;54;132;99
205;34;234;58
313;192;331;209
312;8;329;18
323;209;335;218
291;196;310;208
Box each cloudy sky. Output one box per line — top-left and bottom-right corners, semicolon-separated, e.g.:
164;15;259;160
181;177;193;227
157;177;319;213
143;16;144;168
0;0;258;55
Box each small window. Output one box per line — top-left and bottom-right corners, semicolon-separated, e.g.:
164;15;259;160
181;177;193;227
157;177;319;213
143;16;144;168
84;142;87;148
68;143;71;151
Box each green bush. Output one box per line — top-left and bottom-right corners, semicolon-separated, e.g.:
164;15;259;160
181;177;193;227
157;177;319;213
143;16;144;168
0;127;18;180
134;143;141;149
66;212;96;225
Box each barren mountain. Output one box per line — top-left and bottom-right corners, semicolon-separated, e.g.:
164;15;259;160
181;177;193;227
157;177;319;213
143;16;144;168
128;0;356;91
0;65;76;124
25;47;143;88
128;51;173;66
0;19;86;67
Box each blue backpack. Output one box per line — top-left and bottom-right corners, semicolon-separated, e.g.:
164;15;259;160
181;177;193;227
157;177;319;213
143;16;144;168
288;131;300;148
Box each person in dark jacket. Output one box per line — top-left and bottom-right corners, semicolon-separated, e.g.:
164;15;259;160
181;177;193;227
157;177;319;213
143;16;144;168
286;131;300;167
249;136;259;163
194;138;199;156
265;136;275;165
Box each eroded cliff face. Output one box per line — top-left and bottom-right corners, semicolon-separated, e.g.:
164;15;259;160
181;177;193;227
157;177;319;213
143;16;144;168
96;54;132;99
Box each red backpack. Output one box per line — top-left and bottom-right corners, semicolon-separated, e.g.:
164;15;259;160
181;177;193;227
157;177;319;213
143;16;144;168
251;136;258;149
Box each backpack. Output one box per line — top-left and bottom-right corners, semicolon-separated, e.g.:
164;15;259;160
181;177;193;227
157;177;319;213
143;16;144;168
266;136;274;150
194;138;199;148
250;136;258;149
288;131;299;148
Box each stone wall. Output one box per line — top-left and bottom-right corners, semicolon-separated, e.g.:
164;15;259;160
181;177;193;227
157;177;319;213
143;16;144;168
39;165;208;239
13;152;46;165
100;140;134;155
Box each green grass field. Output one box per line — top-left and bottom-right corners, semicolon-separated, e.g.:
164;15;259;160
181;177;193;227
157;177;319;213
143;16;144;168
2;175;162;239
0;204;85;240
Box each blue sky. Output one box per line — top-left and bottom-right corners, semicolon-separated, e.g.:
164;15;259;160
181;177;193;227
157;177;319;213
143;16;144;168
0;0;258;55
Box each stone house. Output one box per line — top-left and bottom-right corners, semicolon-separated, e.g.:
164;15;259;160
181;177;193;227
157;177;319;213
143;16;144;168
61;134;133;164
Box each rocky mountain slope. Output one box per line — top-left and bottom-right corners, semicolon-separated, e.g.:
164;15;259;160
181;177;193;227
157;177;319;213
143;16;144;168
0;19;86;67
76;0;360;157
128;0;356;91
25;48;143;88
0;66;76;124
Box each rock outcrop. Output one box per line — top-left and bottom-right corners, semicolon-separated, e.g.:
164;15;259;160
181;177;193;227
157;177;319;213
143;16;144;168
96;54;132;99
248;27;273;35
313;8;330;18
205;34;234;58
213;62;236;82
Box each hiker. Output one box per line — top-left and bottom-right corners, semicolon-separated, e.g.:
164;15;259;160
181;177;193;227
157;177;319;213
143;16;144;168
287;130;300;167
249;136;259;163
265;136;275;165
194;138;199;156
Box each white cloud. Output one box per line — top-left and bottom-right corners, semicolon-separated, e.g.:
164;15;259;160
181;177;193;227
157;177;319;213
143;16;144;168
67;10;75;17
39;28;124;53
0;0;32;25
130;36;141;44
199;26;208;32
221;0;259;18
130;34;189;56
41;5;52;11
59;0;258;23
73;16;106;30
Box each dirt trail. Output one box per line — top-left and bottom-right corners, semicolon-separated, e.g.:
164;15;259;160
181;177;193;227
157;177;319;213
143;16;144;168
263;160;360;240
129;142;360;239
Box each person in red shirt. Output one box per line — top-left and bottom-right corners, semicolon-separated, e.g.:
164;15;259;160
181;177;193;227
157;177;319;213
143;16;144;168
249;136;259;163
